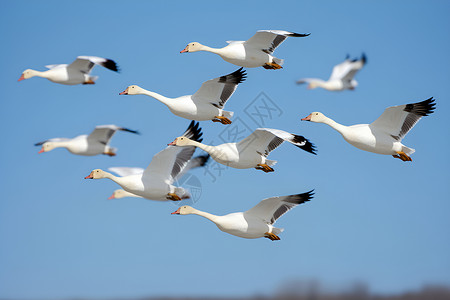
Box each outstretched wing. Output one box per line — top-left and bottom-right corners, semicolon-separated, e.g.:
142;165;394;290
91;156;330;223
87;125;139;145
245;191;314;225
175;154;210;180
67;56;119;74
329;53;366;82
237;128;316;156
244;30;310;53
143;121;203;183
370;97;435;140
192;68;246;109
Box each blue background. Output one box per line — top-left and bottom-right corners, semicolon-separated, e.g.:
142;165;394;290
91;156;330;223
1;1;449;299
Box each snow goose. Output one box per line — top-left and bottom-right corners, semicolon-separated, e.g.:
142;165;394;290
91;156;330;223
172;190;314;240
18;56;119;85
169;128;316;172
119;68;246;125
301;97;435;161
35;125;139;156
106;155;209;199
297;53;366;91
85;121;204;201
180;30;310;69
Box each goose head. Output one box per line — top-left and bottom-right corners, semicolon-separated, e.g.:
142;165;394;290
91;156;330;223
38;142;57;153
171;205;196;215
168;136;194;147
18;69;38;81
301;112;327;123
85;169;108;179
108;189;128;200
119;85;145;95
180;42;203;53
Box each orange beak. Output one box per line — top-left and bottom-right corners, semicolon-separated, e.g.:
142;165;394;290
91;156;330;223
167;138;177;146
301;114;312;121
84;172;94;179
38;148;45;154
107;194;115;200
18;74;25;82
171;208;181;215
180;46;188;53
119;88;128;95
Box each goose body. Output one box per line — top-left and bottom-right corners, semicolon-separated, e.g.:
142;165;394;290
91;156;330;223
107;154;209;200
35;125;139;156
169;128;316;172
301;98;435;161
119;68;246;124
19;56;119;85
297;53;366;91
172;191;314;240
180;30;310;69
85;121;204;201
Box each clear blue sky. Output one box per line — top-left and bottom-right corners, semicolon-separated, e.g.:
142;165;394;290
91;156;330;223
1;1;449;299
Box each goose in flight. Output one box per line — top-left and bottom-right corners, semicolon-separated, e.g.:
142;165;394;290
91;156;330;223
172;190;314;241
35;125;139;156
301;97;435;161
119;68;246;125
18;56;119;85
85;121;204;201
297;53;366;91
180;30;310;70
169;128;316;172
107;154;209;199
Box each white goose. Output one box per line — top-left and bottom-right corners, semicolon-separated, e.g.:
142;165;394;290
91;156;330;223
301;97;436;161
180;30;310;70
36;125;139;156
169;128;316;172
297;53;367;91
119;68;246;125
18;56;119;85
85;121;203;201
107;154;209;200
172;190;314;241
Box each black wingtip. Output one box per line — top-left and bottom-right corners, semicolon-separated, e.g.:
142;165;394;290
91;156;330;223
361;53;367;65
292;135;317;155
404;97;436;116
183;121;203;143
34;141;45;146
102;59;120;73
289;32;311;37
219;67;247;84
285;190;315;205
120;127;140;135
196;154;210;166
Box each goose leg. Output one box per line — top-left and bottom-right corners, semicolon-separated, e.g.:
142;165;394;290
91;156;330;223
255;164;274;173
166;193;182;201
83;80;96;85
264;232;281;241
392;151;412;162
212;116;232;125
263;62;283;70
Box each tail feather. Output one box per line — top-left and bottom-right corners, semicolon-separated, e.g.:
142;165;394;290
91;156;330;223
221;110;234;119
402;146;415;155
273;57;284;66
265;159;277;167
272;227;284;235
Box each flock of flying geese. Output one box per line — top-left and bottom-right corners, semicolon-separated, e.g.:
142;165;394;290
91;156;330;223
20;30;435;241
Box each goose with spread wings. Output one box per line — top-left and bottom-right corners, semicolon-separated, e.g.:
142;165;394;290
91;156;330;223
35;125;139;156
301;98;435;161
180;30;310;70
18;56;119;85
106;154;209;200
169;128;316;172
119;68;246;125
297;53;366;91
172;190;314;240
85;121;203;201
